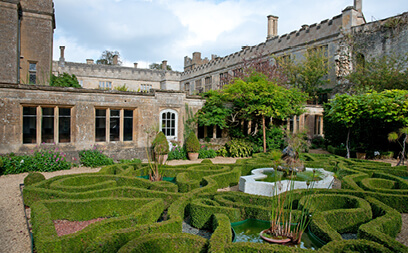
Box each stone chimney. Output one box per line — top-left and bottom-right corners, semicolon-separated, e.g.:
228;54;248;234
59;46;65;67
162;60;167;70
354;0;362;13
267;15;278;40
113;55;118;65
134;63;138;68
86;59;94;64
192;52;201;64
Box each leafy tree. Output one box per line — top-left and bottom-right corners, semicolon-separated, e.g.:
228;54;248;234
50;73;81;88
326;90;408;159
196;90;232;130
346;53;408;92
276;47;331;102
224;72;308;153
96;50;122;65
149;63;172;71
388;127;408;165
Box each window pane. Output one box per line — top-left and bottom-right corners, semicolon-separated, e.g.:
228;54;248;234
110;110;120;141
42;108;54;143
59;108;70;143
95;109;106;142
23;107;36;143
124;110;133;141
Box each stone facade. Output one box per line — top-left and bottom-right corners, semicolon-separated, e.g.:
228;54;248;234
0;83;204;160
0;0;55;85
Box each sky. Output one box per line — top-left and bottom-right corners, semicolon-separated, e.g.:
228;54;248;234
53;0;408;71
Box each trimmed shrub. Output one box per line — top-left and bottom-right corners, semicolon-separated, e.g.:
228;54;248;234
79;147;114;167
24;172;46;186
152;131;169;155
185;132;200;153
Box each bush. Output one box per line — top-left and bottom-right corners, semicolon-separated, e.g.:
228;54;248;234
185;132;200;153
250;125;284;153
50;73;81;88
1;146;72;175
152;131;169;155
220;139;253;158
24;172;46;186
198;145;217;159
168;145;187;160
79;146;114;167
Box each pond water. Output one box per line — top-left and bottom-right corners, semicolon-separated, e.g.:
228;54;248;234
257;170;323;183
231;219;325;250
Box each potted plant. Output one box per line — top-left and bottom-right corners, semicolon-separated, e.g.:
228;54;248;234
152;131;169;164
185;132;200;160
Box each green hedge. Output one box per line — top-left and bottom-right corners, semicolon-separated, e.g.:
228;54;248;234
209;214;232;253
32;198;164;253
117;233;207;253
318;239;393;253
357;197;407;252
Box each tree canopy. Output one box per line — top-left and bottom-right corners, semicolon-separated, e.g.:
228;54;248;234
346;53;408;93
96;50;122;65
149;63;172;71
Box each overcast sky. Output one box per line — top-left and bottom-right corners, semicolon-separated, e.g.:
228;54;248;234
53;0;407;71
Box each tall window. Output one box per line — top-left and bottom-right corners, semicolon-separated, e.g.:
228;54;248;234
95;108;134;142
59;108;71;143
29;63;37;84
41;108;54;143
22;106;72;144
23;107;37;143
160;109;177;138
195;79;202;93
95;109;106;142
110;110;120;141
184;82;190;94
205;76;212;92
124;110;133;141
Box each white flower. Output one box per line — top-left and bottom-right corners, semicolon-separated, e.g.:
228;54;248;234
374;151;380;156
20;160;24;163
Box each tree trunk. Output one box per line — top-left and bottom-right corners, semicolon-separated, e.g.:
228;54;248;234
346;128;351;159
263;115;267;153
397;133;407;166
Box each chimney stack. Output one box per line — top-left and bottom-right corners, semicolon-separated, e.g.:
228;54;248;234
59;46;65;67
161;60;167;70
134;63;138;68
354;0;362;13
113;55;118;65
86;59;94;64
267;15;278;40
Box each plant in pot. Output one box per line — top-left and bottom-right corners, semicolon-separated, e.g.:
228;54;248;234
185;132;200;160
152;131;169;165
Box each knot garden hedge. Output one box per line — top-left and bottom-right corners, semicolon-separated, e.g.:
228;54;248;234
23;154;408;252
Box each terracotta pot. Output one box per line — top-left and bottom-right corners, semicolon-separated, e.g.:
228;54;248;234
259;229;291;244
188;152;199;160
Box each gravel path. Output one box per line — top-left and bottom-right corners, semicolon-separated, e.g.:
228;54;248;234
1;156;407;252
0;166;101;253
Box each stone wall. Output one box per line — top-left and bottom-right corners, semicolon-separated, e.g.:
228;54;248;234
52;61;181;92
0;83;203;160
0;0;19;84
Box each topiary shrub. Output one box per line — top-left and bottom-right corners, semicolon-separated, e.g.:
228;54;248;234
152;131;169;155
79;146;114;167
185;132;200;153
24;172;46;186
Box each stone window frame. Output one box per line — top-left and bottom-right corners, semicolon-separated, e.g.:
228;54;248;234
99;81;112;90
94;107;136;143
21;105;73;145
28;62;37;84
204;76;212;92
160;109;178;141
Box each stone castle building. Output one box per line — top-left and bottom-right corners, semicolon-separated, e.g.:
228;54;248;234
0;0;55;85
0;0;407;159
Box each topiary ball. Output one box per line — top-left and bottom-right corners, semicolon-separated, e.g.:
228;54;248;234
24;172;46;186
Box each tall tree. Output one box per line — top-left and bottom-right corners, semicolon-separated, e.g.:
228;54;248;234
276;47;331;101
223;72;308;153
96;50;122;65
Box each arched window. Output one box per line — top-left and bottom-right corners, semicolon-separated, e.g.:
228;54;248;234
160;109;178;140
